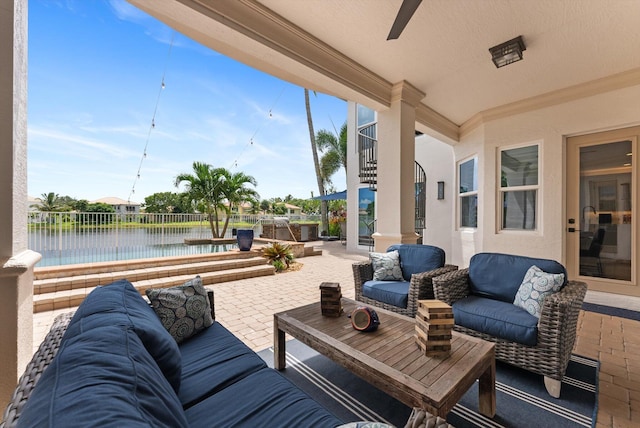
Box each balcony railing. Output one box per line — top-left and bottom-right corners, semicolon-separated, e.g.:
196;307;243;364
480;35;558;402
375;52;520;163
357;122;429;241
358;123;378;190
28;212;320;267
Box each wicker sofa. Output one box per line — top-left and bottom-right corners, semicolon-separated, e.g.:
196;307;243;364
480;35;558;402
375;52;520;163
1;280;342;427
353;244;457;317
432;252;588;398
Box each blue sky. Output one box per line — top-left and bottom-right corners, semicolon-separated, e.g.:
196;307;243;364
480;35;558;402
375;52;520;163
28;0;347;204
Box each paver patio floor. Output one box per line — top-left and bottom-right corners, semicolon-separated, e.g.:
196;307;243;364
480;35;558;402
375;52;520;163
32;240;640;427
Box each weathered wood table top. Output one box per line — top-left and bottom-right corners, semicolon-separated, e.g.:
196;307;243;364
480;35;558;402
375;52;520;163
274;298;496;419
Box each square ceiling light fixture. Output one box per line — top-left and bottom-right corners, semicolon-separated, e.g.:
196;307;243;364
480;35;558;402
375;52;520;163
489;36;526;68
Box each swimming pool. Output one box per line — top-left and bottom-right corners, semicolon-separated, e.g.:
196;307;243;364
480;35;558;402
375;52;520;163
35;242;239;267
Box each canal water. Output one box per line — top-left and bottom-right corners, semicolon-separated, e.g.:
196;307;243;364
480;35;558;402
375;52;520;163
29;227;238;267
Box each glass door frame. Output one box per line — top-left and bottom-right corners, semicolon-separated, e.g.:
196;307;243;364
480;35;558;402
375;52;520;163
566;126;639;296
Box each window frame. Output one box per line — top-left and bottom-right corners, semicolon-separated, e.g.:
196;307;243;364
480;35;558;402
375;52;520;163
458;156;478;229
497;142;540;233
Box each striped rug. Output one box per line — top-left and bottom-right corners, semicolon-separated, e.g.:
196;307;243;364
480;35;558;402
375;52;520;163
258;340;597;428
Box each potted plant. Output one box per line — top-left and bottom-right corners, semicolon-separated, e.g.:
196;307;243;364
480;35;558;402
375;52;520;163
236;229;254;251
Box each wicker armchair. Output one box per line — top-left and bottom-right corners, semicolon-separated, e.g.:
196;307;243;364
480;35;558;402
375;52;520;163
433;266;587;398
353;244;457;317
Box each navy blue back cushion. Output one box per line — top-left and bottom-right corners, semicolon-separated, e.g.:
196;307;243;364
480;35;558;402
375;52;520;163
387;244;445;281
469;253;567;302
18;325;189;427
63;279;182;392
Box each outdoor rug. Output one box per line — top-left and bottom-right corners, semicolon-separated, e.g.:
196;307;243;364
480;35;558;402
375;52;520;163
258;340;598;428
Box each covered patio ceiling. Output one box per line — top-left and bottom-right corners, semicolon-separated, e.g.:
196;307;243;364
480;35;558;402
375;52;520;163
129;0;640;142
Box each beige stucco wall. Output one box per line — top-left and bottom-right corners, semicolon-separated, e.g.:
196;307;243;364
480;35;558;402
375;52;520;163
451;83;640;270
414;134;455;260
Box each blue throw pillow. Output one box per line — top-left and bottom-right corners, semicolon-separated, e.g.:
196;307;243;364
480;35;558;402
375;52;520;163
513;265;564;318
369;250;403;281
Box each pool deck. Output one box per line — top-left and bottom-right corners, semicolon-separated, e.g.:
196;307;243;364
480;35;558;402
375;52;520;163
31;240;640;427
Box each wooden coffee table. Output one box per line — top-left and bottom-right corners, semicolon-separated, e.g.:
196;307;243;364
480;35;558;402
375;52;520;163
274;298;496;419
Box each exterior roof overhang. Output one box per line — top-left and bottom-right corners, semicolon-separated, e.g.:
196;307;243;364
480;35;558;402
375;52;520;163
128;0;640;144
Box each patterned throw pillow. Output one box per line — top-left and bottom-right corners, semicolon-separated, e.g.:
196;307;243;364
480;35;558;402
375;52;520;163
370;250;403;281
513;265;564;318
146;275;214;344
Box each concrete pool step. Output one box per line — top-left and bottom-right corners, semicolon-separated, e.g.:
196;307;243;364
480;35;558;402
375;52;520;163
34;255;268;293
33;263;276;313
31;243;323;313
34;249;263;280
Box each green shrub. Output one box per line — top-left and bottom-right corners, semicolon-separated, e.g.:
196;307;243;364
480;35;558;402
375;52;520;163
272;259;286;272
262;242;294;272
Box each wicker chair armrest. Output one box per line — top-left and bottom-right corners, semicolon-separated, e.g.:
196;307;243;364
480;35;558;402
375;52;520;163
405;265;458;315
537;280;588;343
352;261;373;300
411;264;458;283
432;268;470;305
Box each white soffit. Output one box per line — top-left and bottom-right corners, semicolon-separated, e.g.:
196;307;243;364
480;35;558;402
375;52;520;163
260;0;640;125
130;0;640;132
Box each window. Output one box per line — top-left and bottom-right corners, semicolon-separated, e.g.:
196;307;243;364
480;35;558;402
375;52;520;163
499;144;539;230
357;104;376;128
459;157;478;228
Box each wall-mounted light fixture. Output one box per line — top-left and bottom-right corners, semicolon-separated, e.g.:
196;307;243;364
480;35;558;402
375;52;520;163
489;36;526;68
437;181;445;200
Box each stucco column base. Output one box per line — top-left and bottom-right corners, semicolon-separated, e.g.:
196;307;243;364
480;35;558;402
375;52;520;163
0;250;40;412
372;232;419;252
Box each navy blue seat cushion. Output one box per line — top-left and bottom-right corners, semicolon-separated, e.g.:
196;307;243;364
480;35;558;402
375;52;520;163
17;325;189;428
362;280;410;308
468;252;568;302
184;367;341;428
62;279;182;392
453;295;539;346
178;322;267;408
387;244;445;281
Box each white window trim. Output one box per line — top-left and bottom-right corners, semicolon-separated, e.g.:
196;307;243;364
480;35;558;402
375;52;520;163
497;143;540;233
458;156;478;230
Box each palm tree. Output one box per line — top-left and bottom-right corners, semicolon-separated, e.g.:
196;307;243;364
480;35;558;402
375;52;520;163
220;171;259;237
304;88;328;235
38;192;62;212
316;121;347;187
174;162;228;238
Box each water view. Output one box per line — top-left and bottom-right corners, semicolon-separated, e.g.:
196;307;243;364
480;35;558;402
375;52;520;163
29;222;238;267
34;241;238;267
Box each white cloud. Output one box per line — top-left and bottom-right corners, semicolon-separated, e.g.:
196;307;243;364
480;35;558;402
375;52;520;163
108;0;150;24
29;127;139;159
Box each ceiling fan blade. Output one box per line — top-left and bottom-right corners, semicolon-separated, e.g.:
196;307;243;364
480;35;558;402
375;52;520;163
387;0;423;40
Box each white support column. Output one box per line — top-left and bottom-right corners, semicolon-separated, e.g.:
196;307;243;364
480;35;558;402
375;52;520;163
373;81;425;251
345;101;360;253
0;0;39;411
